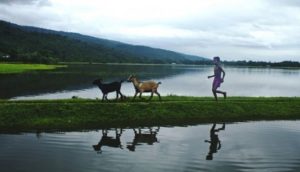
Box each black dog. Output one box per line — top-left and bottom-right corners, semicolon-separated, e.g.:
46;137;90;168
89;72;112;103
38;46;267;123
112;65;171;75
93;79;125;101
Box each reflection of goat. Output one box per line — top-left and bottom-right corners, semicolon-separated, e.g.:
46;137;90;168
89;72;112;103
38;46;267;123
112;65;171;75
205;123;225;160
93;79;125;101
127;75;161;101
93;129;123;153
127;127;160;151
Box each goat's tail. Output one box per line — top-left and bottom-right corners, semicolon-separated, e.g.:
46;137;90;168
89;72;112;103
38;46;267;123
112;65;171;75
157;81;162;85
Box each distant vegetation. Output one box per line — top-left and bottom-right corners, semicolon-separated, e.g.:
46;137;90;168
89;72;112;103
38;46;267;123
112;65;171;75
0;20;206;64
193;60;300;67
0;63;65;74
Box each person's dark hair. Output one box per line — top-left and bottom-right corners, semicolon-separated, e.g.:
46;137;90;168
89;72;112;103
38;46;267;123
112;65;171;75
213;56;220;62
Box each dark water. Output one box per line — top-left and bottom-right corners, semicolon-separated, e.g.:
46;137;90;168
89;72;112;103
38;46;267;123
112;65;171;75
1;121;300;172
0;64;298;100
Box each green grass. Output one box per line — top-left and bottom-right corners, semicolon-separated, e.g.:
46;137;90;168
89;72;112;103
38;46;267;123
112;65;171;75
0;63;66;74
0;96;299;132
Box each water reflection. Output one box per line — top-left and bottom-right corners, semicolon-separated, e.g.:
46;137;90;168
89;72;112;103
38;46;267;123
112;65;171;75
1;121;300;172
205;123;226;160
127;127;160;152
92;128;123;153
91;127;161;153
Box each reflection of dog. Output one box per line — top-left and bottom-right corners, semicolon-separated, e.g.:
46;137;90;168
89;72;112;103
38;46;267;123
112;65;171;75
205;123;225;160
93;129;123;153
93;79;125;101
127;127;160;151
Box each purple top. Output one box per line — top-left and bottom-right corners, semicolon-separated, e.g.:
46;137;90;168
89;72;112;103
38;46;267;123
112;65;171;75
214;65;222;79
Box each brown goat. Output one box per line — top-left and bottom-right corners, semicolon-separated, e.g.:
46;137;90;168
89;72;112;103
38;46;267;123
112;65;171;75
127;75;162;101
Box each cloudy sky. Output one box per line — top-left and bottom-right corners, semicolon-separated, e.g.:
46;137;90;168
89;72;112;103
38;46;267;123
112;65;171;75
0;0;300;61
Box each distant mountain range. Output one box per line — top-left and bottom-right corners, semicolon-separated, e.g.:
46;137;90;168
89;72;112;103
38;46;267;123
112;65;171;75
0;20;208;64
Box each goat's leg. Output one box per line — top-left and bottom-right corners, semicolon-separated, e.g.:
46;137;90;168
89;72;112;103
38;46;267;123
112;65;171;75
121;93;126;100
155;91;162;101
133;92;138;100
139;92;142;99
118;91;125;100
116;128;123;135
116;91;119;100
102;129;108;136
105;94;108;101
102;94;105;102
149;92;154;100
133;128;137;134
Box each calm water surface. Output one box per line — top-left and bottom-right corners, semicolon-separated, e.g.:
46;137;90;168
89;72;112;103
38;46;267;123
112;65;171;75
0;64;298;100
1;121;300;172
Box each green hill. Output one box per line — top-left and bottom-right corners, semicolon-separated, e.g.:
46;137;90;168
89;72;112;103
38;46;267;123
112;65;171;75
0;20;207;64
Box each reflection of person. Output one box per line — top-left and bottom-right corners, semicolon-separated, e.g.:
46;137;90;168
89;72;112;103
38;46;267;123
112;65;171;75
207;56;226;101
205;123;225;160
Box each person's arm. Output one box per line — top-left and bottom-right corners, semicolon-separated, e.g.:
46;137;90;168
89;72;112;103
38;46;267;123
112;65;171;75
220;67;225;82
207;75;215;79
218;141;222;150
204;140;211;143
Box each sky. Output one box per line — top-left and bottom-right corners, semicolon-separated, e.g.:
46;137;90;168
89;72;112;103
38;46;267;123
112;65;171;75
0;0;300;61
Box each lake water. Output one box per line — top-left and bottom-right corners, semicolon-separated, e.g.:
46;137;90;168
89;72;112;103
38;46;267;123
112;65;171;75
0;64;299;100
1;121;300;172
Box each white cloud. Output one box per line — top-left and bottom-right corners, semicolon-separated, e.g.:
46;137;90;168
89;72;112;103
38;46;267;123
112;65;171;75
0;0;300;61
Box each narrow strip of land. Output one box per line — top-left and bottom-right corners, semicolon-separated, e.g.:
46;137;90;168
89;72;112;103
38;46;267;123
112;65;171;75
0;63;66;74
0;96;299;131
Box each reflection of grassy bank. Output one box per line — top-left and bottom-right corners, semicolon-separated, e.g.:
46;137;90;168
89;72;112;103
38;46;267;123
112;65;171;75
0;63;66;74
0;96;299;131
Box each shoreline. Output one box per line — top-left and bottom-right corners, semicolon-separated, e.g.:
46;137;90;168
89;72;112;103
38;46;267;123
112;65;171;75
59;62;300;69
0;63;66;74
0;96;299;132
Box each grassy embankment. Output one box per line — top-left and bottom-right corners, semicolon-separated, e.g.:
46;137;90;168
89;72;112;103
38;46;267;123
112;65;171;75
0;63;66;74
0;96;299;131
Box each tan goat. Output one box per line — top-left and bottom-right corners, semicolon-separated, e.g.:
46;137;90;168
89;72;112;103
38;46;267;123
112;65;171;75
127;75;162;101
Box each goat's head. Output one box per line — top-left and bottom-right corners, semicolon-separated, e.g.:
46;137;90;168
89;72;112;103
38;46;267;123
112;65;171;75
92;79;102;85
92;144;102;154
127;75;136;82
127;145;136;152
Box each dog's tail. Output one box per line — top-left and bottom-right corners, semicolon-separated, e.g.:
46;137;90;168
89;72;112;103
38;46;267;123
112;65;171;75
120;79;125;83
157;81;162;85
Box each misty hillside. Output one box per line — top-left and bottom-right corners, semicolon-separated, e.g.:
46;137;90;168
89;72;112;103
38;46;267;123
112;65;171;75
0;20;207;64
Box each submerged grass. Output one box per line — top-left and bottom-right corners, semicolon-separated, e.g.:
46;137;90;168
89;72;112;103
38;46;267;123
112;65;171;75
0;96;299;131
0;63;66;74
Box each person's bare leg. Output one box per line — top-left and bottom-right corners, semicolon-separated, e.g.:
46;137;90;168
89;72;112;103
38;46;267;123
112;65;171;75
212;89;218;101
216;90;226;99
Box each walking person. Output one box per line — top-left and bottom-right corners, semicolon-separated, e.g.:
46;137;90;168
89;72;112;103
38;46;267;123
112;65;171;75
207;56;226;101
